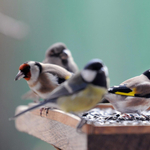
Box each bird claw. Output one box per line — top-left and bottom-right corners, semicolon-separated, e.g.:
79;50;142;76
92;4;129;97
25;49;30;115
44;107;50;116
40;107;53;116
40;108;44;116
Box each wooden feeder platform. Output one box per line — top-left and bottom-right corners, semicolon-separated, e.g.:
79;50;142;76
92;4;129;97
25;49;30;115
15;103;150;150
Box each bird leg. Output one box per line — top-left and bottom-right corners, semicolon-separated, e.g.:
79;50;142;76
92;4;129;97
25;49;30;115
44;107;52;116
76;118;87;133
40;107;57;116
39;107;52;116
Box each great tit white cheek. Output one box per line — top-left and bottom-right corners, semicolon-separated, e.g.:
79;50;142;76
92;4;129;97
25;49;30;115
81;69;97;82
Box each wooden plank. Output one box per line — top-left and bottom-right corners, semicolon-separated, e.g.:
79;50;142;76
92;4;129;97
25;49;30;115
88;134;150;150
26;104;150;134
15;104;150;135
14;103;150;150
95;103;115;109
96;103;150;110
15;105;87;150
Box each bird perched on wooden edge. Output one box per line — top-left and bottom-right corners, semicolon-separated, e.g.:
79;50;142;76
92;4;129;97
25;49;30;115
11;59;108;130
15;61;72;100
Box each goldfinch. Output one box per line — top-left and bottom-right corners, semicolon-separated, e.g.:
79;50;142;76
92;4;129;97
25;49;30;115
12;59;108;120
22;42;78;101
105;69;150;114
15;61;72;99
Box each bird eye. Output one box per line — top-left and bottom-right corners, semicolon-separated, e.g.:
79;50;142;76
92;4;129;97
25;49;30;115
22;65;30;73
49;50;55;56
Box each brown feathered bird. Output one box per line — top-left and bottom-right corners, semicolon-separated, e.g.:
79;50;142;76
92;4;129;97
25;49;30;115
43;42;78;73
22;42;78;101
15;61;72;100
104;69;150;114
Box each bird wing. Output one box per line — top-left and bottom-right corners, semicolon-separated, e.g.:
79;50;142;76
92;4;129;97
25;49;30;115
42;63;72;81
45;72;87;100
108;82;150;98
44;71;67;84
108;84;135;96
10;73;87;120
133;82;150;97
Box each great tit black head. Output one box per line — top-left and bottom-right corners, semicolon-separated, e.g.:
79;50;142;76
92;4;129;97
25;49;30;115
81;59;107;88
84;59;104;70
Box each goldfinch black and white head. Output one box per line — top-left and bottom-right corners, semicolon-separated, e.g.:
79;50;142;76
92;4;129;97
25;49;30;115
15;61;72;99
105;69;150;114
12;59;108;120
43;42;78;73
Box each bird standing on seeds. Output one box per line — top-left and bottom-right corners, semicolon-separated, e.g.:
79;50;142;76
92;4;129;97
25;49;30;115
15;61;72;99
22;42;78;101
104;69;150;115
11;59;108;129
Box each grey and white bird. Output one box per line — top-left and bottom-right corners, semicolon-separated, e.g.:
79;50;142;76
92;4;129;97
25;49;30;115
12;59;108;123
15;61;72;100
22;42;78;101
104;69;150;114
43;42;78;73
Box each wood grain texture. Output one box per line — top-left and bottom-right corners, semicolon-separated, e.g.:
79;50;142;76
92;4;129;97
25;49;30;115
15;105;87;150
14;104;150;150
30;105;150;135
95;103;115;109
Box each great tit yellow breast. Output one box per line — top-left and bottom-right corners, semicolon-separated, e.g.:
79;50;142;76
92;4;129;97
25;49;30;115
57;84;107;113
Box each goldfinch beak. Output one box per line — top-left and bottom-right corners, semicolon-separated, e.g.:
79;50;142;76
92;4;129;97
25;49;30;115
15;71;25;81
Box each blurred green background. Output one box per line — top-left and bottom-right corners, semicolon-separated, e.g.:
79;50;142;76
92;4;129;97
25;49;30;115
0;0;150;150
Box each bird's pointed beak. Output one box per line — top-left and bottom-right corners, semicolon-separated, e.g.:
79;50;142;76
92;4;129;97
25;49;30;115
15;70;25;81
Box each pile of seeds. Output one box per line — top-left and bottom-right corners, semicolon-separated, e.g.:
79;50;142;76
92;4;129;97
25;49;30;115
81;108;150;126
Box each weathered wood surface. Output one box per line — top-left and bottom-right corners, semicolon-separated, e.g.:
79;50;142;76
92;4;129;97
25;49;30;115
15;104;150;150
15;105;86;150
88;134;150;150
